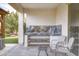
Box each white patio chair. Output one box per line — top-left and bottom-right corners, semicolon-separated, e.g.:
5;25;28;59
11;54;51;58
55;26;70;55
50;36;66;49
50;36;66;55
55;37;75;56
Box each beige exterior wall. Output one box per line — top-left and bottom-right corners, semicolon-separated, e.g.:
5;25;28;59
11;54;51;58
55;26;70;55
26;9;56;26
56;4;68;36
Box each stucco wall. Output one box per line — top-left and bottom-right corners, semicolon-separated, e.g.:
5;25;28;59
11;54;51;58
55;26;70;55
26;9;56;26
56;4;68;36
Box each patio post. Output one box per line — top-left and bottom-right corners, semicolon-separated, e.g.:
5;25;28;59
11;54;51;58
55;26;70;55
18;12;24;45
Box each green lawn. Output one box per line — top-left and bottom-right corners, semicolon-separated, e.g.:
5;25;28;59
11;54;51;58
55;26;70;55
4;36;18;44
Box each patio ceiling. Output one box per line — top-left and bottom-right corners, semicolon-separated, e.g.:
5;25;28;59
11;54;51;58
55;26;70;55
21;3;60;10
9;3;60;12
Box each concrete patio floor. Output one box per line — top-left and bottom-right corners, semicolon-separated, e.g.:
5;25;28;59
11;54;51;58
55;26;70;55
0;44;75;56
0;44;55;56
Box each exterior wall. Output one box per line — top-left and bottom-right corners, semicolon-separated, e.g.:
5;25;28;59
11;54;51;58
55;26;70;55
26;9;56;26
56;4;68;36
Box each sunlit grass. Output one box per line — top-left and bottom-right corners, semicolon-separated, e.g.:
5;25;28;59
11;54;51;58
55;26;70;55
4;36;18;44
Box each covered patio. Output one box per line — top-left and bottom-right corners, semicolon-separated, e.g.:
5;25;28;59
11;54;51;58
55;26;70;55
0;3;79;56
10;3;68;46
8;3;79;56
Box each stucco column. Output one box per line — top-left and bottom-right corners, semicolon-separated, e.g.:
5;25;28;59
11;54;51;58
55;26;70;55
18;12;24;45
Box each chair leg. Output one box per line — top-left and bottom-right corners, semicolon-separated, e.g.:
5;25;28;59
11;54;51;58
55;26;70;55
38;50;40;56
55;49;57;56
45;49;48;56
55;51;57;56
